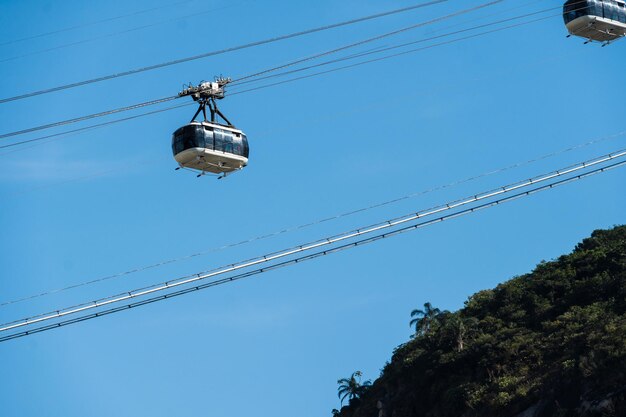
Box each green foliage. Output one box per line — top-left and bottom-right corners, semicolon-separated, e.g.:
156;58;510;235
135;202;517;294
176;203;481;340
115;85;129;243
336;225;626;417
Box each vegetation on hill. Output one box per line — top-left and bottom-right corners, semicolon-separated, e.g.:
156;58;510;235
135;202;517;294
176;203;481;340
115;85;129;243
335;225;626;417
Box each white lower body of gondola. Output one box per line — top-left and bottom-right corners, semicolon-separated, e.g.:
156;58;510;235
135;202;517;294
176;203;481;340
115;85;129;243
174;147;248;174
566;15;626;42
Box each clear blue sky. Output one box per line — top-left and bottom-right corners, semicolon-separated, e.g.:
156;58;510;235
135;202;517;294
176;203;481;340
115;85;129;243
0;0;624;416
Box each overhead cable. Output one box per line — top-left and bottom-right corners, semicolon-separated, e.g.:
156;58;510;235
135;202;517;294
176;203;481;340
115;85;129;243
0;1;535;141
0;103;193;151
0;1;587;143
0;3;559;151
0;2;496;140
0;0;194;46
2;128;625;307
0;5;590;151
0;0;449;104
2;158;625;343
230;0;502;83
0;4;239;63
229;12;563;96
2;149;625;333
230;7;565;89
0;95;179;140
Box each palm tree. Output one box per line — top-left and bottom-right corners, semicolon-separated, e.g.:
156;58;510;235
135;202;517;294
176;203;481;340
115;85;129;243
337;371;371;405
410;302;441;335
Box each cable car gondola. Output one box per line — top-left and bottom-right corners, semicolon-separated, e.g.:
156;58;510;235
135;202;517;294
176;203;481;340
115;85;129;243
563;0;626;44
172;78;249;177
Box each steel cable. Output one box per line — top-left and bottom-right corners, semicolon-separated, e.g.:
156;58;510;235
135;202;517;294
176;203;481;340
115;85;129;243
1;157;624;343
0;0;449;104
0;3;240;63
229;7;566;90
1;128;625;307
228;12;563;96
0;2;497;140
2;149;625;333
0;0;194;46
0;96;179;140
229;1;502;84
0;2;554;141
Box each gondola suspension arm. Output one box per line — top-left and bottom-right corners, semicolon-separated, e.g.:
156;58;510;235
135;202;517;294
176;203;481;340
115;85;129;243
179;77;233;126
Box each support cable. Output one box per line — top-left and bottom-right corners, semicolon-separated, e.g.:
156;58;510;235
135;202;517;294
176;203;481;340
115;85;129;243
0;0;449;104
0;102;194;151
0;1;554;141
230;0;502;84
1;158;624;343
0;0;194;46
0;1;498;140
1;2;586;142
230;8;566;90
233;0;592;91
1;128;625;307
0;96;179;140
0;4;239;63
228;12;565;97
2;149;625;333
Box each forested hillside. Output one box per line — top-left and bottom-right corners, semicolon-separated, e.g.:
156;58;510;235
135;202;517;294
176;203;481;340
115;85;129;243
335;225;626;417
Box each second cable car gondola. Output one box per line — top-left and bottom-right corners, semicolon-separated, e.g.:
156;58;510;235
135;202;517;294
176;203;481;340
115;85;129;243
563;0;626;44
173;78;249;177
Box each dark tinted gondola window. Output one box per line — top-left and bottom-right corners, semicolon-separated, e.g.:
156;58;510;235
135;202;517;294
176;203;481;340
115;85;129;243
172;125;204;155
591;0;604;17
617;3;624;22
564;0;591;23
214;128;235;154
605;0;615;20
222;131;234;154
606;0;626;21
172;129;185;155
203;125;214;150
242;134;249;158
214;128;225;152
232;135;243;156
189;125;204;149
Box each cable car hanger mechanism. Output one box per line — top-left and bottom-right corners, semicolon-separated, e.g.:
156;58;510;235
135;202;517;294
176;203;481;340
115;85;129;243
178;77;233;126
